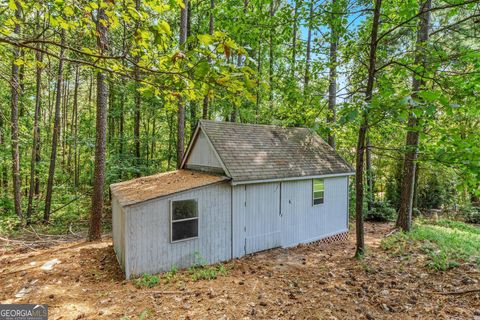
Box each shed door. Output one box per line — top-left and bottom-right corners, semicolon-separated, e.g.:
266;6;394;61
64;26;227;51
244;183;281;254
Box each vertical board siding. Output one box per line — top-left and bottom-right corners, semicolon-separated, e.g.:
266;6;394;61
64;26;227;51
185;130;223;170
111;195;125;271
232;183;282;257
280;176;349;247
125;182;231;278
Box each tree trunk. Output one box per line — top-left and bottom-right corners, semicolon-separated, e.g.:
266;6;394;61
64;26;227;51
27;46;43;222
44;30;65;223
177;0;188;168
396;0;431;231
291;0;299;78
327;0;338;149
366;136;374;211
133;0;141;174
73;65;79;189
355;0;382;257
202;0;214;120
304;0;313;89
268;1;274;103
10;1;22;220
88;3;109;241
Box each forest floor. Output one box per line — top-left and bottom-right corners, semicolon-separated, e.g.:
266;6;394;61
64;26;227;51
1;222;479;320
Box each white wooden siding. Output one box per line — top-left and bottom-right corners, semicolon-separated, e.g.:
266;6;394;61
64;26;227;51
185;130;223;172
111;195;125;271
124;182;231;278
232;178;348;258
280;176;349;247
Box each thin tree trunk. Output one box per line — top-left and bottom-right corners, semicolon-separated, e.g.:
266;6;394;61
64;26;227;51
0;95;7;195
73;65;79;189
187;2;197;134
355;0;382;257
268;0;274;103
133;0;141;174
177;0;188;168
291;0;299;78
327;0;338;149
366;136;374;211
11;1;22;220
397;0;432;231
304;0;314;89
89;3;109;241
44;30;65;223
202;0;214;120
27;44;43;222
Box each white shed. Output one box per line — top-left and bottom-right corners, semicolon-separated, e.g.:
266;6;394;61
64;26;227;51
111;120;354;279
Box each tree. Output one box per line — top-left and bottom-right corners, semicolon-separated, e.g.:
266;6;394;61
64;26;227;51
177;0;188;168
44;30;65;223
10;1;22;220
355;0;382;257
89;1;110;241
396;0;432;231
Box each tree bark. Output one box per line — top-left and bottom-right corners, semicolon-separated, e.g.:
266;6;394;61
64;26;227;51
43;30;65;223
177;0;188;168
396;0;431;232
327;0;338;149
89;3;109;241
133;0;141;174
10;1;22;220
366;136;374;211
73;65;79;189
27;43;43;222
355;0;382;257
202;0;214;120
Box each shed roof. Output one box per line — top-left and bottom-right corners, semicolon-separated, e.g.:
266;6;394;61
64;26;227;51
110;170;229;207
185;120;354;182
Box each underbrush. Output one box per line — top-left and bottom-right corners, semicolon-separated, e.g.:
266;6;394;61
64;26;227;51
381;219;480;271
188;252;228;281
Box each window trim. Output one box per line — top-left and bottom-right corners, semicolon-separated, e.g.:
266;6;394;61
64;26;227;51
312;179;324;206
170;199;199;243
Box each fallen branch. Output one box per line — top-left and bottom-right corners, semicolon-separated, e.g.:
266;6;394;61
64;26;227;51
438;288;480;295
148;290;205;295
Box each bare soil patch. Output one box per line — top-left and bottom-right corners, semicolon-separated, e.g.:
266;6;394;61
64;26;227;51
1;222;479;319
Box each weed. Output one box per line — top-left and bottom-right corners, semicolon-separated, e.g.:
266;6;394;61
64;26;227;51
188;252;229;281
381;220;480;271
164;265;178;283
135;273;160;288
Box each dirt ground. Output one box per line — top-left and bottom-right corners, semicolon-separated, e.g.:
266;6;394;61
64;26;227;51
1;222;479;319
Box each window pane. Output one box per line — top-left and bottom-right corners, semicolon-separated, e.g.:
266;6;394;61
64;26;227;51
172;199;198;221
313;198;324;205
172;219;198;241
314;191;324;199
313;179;324;192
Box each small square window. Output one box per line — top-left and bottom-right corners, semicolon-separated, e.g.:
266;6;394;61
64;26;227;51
313;179;324;205
171;199;198;242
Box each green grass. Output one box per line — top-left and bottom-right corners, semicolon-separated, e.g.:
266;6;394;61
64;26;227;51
381;219;480;271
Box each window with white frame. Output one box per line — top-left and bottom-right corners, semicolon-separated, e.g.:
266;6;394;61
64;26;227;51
171;199;198;242
313;179;324;205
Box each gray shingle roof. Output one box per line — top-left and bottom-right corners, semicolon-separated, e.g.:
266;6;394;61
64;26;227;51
196;120;354;182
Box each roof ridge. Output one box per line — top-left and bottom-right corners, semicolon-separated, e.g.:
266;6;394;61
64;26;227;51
199;119;309;130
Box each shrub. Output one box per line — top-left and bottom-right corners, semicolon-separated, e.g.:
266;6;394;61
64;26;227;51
135;273;160;288
462;206;480;224
365;201;396;222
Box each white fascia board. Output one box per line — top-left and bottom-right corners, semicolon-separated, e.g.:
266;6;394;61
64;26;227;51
230;171;355;186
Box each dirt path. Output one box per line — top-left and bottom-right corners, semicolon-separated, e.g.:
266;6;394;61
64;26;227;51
1;222;479;319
